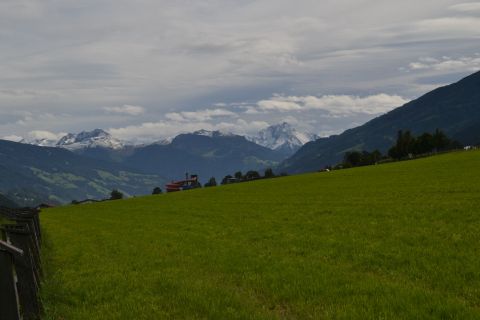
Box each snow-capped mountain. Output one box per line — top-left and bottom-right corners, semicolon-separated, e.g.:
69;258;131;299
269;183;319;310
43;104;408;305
17;125;315;156
20;129;125;150
250;122;318;156
56;129;125;150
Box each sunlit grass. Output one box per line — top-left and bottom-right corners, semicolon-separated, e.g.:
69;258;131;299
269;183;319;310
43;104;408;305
41;150;480;319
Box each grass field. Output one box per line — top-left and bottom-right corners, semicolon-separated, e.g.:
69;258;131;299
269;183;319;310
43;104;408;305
41;151;480;319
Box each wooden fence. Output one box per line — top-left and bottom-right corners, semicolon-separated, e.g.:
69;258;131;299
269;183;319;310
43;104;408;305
0;207;43;320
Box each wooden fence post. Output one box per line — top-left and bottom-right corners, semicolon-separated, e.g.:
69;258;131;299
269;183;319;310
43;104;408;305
0;240;23;320
0;207;43;320
3;225;42;320
4;223;42;277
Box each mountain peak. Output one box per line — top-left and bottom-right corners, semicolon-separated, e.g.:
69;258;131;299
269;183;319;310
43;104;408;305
56;129;124;150
250;123;318;155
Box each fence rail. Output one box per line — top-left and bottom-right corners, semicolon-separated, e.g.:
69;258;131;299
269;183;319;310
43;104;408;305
0;207;43;320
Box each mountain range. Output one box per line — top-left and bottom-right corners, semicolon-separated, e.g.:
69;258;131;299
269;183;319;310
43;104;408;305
22;128;125;150
17;124;317;181
280;71;480;173
21;123;316;157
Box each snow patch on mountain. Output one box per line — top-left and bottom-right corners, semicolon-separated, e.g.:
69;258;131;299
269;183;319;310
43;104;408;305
150;137;173;146
192;129;236;138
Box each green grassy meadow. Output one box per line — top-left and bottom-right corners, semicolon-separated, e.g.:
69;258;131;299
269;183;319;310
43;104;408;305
40;151;480;319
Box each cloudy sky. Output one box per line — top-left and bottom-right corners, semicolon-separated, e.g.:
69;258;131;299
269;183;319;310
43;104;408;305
1;0;479;143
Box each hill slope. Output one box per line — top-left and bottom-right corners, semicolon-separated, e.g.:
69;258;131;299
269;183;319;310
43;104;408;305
41;150;480;319
280;71;480;173
0;140;163;206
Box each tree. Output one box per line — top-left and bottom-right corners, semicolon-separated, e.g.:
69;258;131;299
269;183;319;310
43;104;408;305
221;175;233;185
432;128;450;151
205;177;217;187
388;128;459;160
389;130;415;159
244;170;260;180
110;189;123;200
370;150;382;164
343;150;383;168
413;132;434;155
343;151;363;167
234;171;243;180
152;187;162;195
264;168;275;179
194;181;202;188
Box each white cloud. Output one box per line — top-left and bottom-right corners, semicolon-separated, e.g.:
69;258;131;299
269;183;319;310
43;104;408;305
103;105;145;116
2;130;66;144
408;54;480;72
0;0;43;20
28;130;65;141
256;94;409;116
165;108;238;122
2;135;23;142
257;99;302;112
109;121;212;142
105;92;409;143
108;118;268;143
450;2;480;12
415;17;480;35
216;119;270;135
244;106;261;114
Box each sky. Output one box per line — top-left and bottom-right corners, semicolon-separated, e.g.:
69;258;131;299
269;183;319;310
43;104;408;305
1;0;480;143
